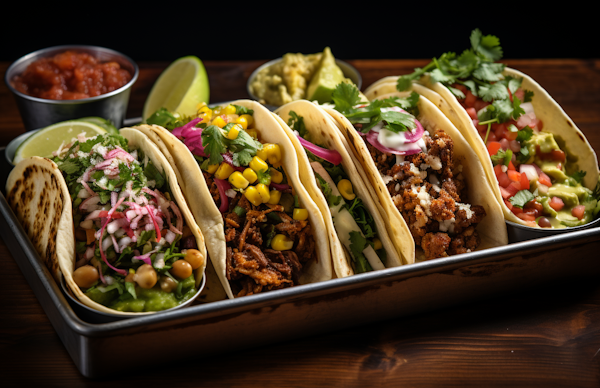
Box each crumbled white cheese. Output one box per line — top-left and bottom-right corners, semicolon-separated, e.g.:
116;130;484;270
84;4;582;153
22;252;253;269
438;218;455;233
382;175;393;184
426;155;442;170
457;203;474;219
412;185;432;216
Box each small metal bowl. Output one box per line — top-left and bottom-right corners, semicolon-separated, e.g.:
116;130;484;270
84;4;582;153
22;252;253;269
506;217;600;243
247;57;362;108
5;45;139;132
60;273;207;323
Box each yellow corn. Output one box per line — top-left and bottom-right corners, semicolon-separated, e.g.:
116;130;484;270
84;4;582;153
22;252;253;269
267;190;281;205
203;163;219;174
246;128;258;139
228;171;249;189
293;208;308;221
249;156;269;173
240;114;254;127
256;183;271;203
264;143;282;165
337;179;356;201
214;163;234;180
256;147;268;161
227;124;241;140
270;168;283;184
372;238;382;251
244;186;263;207
271;234;294;251
223;104;237;115
211;115;227;128
235;115;249;130
242;168;258;184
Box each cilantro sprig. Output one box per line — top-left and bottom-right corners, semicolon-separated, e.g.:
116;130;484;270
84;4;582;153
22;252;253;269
201;124;263;167
332;83;420;133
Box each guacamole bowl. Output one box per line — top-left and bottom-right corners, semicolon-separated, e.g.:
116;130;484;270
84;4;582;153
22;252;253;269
247;55;361;108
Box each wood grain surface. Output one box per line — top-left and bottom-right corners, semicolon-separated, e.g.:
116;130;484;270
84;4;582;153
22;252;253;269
1;59;599;387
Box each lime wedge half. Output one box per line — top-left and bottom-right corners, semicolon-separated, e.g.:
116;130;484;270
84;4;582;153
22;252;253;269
142;56;210;121
77;117;119;134
307;47;346;104
12;120;107;165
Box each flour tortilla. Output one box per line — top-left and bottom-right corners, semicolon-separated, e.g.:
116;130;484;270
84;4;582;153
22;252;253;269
322;92;508;261
6;128;208;315
363;69;600;227
274;100;410;273
134;99;333;299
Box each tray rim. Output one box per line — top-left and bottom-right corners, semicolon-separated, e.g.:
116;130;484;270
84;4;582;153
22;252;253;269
2;186;600;339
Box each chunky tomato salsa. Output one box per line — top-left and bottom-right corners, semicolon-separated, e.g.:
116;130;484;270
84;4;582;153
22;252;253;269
12;50;132;100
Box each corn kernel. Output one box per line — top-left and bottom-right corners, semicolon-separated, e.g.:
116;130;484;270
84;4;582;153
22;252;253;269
372;238;382;251
264;144;282;165
228;171;249;189
227;124;241;140
256;147;269;161
270;168;283;184
256;183;271;203
242;168;258;184
293;208;308;221
337;179;356;201
203;163;219;174
249;156;269;173
241;114;254;128
223;104;237;115
214;163;234;180
267;190;281;205
271;234;294;251
212;115;227;128
246;128;258;139
244;186;263;207
235;115;248;130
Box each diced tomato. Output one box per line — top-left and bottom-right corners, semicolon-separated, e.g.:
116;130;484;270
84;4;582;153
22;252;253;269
509;181;522;192
474;99;490;111
517;212;536;222
98;210;109;218
466;107;478;120
507;170;521;182
538;172;552;187
494;164;512;187
111;212;125;219
549;196;564;211
511;205;523;215
500;186;513;200
505;127;519;141
453;83;468;96
520;172;530;190
464;90;477;107
572;205;586;220
537;120;544;130
550;149;566;162
508;160;516;171
487;141;502;156
504;199;513;210
494;123;507;140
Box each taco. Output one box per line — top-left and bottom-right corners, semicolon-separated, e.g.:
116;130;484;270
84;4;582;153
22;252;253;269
138;99;333;298
322;83;507;261
365;29;600;229
6;129;207;315
273;100;411;275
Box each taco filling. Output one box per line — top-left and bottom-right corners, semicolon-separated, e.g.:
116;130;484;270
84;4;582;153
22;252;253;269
147;104;317;296
285;110;387;273
396;28;600;228
332;85;486;260
53;133;202;312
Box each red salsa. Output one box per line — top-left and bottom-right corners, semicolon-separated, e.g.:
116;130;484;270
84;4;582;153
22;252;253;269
12;51;132;100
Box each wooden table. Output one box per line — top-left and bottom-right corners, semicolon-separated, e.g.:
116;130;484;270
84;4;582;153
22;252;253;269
1;59;600;387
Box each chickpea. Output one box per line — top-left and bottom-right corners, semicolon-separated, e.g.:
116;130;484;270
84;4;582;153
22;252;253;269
159;276;178;293
170;259;192;279
133;264;158;289
184;249;204;270
73;265;99;289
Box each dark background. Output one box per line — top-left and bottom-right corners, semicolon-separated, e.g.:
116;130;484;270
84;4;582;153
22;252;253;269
3;6;598;63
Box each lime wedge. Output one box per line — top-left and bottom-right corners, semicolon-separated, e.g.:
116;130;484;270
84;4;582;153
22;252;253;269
142;56;210;121
12;120;107;165
77;117;119;134
306;47;346;104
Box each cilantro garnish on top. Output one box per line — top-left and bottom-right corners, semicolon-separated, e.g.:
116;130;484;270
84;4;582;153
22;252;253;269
332;83;420;134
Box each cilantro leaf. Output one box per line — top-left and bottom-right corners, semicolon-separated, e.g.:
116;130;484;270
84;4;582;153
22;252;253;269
348;231;372;274
471;28;503;61
315;173;342;208
332;82;362;113
490;148;513;167
570;170;587;184
201;125;227;165
509;190;535;208
287;110;308;138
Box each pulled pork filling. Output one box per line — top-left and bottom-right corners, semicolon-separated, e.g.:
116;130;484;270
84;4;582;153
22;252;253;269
368;129;486;260
205;172;315;297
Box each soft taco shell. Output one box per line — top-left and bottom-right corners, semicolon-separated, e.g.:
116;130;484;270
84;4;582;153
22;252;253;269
273;100;410;272
364;69;600;227
6;128;208;315
322;92;508;260
134;99;333;298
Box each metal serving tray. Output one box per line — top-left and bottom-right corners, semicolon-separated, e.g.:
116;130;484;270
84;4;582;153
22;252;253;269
2;147;600;379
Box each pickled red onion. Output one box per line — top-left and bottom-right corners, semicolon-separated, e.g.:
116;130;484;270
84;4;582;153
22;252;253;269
214;178;231;212
365;131;422;156
296;135;342;165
